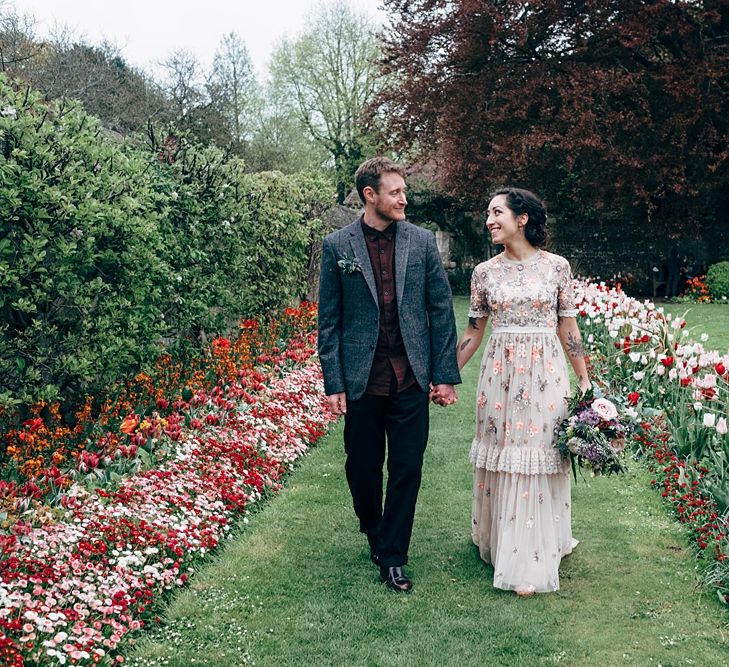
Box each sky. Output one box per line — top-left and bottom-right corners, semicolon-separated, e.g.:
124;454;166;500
14;0;387;78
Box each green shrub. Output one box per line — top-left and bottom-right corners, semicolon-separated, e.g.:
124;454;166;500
148;139;331;341
0;79;170;408
706;261;729;301
0;76;334;410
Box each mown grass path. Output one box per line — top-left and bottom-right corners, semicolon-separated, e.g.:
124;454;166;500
130;298;729;667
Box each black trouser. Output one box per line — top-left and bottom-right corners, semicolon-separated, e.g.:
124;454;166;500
343;386;430;568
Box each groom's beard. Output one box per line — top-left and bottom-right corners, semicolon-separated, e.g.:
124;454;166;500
374;201;406;224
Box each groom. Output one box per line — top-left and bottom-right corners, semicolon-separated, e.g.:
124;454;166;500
317;157;460;591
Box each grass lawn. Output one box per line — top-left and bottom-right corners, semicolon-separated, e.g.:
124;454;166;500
657;301;729;352
129;298;728;667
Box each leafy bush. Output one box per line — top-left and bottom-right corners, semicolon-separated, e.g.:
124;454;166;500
706;261;729;301
0;79;170;408
148;138;331;343
0;76;333;410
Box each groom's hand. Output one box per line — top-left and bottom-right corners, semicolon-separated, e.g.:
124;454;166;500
430;384;458;406
326;392;347;416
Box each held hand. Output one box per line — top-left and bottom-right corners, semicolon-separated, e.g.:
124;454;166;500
430;383;458;406
326;392;347;416
578;379;592;395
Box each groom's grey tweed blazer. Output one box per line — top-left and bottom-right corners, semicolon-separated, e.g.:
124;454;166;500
317;218;461;401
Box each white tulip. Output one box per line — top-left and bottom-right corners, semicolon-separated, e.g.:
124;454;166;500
703;413;716;428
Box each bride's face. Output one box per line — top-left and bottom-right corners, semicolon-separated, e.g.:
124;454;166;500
486;195;525;245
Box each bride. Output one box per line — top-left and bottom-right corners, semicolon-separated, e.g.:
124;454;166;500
454;187;590;596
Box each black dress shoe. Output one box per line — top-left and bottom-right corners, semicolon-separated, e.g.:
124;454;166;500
380;566;412;592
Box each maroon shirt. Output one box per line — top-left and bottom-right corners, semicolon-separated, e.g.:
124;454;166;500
361;220;417;396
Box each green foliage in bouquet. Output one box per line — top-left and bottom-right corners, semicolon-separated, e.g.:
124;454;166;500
706;260;729;301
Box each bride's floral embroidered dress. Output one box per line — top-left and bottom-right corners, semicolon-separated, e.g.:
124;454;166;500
469;250;579;593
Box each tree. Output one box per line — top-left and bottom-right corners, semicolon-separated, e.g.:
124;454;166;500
1;7;171;135
244;104;329;173
269;0;384;202
33;37;170;133
206;32;260;150
0;1;38;72
378;0;729;237
160;48;205;121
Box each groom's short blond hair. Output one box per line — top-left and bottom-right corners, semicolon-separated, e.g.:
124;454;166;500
355;157;406;204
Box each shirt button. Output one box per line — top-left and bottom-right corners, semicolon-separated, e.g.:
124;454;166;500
380;249;385;254
384;290;390;296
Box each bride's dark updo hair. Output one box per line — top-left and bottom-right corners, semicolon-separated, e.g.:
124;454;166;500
491;187;549;248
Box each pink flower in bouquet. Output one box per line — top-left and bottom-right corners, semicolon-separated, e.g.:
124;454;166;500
592;398;618;420
610;437;627;453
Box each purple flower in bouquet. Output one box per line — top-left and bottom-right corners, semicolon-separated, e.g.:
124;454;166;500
576;408;602;427
554;388;636;479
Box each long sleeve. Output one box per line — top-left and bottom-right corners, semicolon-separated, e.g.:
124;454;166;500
424;232;461;386
317;237;346;395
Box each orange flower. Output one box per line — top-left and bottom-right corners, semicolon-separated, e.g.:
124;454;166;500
119;414;139;435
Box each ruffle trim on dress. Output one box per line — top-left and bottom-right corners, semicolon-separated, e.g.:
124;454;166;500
470;440;566;475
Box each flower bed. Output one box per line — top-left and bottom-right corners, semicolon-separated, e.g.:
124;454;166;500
0;306;337;665
575;279;729;605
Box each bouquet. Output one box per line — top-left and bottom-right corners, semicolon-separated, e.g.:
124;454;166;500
554;387;636;479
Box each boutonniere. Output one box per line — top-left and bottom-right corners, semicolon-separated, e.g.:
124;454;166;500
337;252;363;275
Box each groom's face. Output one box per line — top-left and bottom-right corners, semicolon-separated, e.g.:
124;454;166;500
367;172;408;223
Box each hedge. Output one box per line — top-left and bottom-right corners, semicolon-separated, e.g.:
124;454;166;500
0;76;333;411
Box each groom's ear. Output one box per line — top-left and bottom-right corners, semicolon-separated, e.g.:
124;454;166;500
363;185;376;203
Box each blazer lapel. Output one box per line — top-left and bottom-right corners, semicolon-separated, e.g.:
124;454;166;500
349;222;378;305
394;220;410;307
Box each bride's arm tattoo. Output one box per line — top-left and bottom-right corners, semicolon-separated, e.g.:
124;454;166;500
468;317;479;330
566;331;585;358
459;337;472;353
